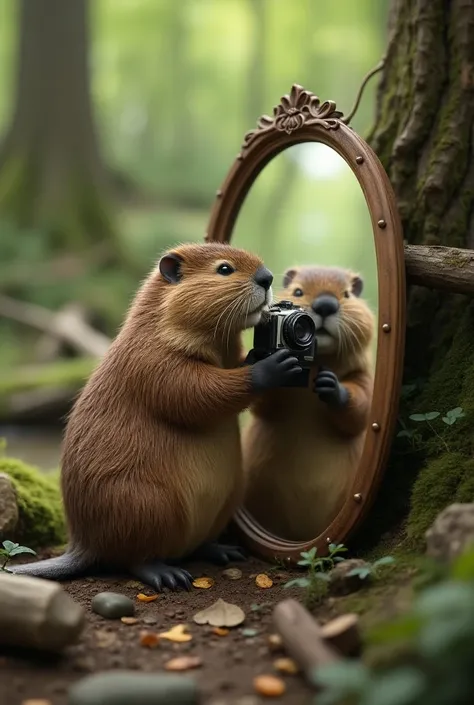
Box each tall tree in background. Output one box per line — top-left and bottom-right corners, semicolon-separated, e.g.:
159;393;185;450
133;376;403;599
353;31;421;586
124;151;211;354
365;0;474;544
0;0;118;257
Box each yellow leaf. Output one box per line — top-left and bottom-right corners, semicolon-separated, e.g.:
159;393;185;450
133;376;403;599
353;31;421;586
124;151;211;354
137;593;158;602
192;576;214;589
255;573;273;589
159;624;192;643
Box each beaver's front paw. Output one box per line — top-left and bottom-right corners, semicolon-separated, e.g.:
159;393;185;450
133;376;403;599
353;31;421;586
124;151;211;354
313;368;349;408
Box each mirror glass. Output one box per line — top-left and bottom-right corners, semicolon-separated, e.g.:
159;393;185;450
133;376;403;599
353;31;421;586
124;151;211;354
232;142;378;542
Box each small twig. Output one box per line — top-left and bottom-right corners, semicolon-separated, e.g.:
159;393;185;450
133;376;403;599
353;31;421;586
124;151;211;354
0;295;110;358
342;57;386;125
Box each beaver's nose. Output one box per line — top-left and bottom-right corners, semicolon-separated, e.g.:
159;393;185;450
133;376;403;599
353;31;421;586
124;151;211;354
254;266;274;291
312;295;340;318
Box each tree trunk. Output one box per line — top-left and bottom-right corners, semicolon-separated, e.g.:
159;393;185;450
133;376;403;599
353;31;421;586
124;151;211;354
0;0;119;257
359;0;474;549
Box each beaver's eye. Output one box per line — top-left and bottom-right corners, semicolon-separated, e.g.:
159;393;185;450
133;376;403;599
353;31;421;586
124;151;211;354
217;263;235;276
293;288;303;297
344;290;350;298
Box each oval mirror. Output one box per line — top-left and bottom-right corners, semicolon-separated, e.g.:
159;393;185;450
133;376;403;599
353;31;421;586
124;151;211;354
205;85;406;564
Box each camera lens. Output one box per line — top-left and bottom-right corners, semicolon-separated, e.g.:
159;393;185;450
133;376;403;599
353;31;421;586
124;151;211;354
282;312;316;349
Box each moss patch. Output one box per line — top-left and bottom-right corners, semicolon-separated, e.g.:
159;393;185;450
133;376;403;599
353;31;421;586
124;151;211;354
0;358;95;397
0;456;65;548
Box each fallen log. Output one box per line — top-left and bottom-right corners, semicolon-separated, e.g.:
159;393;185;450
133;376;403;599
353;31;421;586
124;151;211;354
404;245;474;295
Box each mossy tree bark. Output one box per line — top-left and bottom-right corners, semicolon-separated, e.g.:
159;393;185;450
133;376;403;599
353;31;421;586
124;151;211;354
360;0;474;548
0;0;120;260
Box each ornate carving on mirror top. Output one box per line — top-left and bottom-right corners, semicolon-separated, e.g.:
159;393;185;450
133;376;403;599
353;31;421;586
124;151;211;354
242;84;344;152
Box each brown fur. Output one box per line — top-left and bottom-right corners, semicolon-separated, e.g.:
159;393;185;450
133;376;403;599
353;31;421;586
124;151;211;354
60;243;269;566
242;265;375;541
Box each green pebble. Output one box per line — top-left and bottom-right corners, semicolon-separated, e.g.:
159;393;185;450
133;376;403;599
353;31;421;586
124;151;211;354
91;591;135;619
68;671;198;705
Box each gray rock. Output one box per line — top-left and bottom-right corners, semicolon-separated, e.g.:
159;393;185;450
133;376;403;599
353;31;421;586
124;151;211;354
91;592;135;620
426;503;474;562
0;473;19;537
68;671;198;705
328;559;371;595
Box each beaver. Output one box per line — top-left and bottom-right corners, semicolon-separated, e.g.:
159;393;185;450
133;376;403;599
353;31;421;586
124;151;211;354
11;243;303;590
242;265;375;541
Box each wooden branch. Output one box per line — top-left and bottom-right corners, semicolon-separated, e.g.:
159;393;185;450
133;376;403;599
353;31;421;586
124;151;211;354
0;573;85;651
405;244;474;295
273;599;340;686
0;296;110;357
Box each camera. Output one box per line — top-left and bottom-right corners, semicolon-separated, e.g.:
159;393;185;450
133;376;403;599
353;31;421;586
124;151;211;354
253;301;317;386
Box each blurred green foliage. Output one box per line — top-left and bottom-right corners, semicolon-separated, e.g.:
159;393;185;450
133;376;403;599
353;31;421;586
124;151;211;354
0;0;386;370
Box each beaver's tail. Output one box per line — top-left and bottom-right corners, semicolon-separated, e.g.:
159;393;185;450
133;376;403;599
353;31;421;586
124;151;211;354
9;550;93;581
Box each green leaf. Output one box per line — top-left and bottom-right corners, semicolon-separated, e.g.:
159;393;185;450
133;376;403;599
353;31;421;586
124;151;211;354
333;556;345;563
347;567;371;579
397;430;413;438
415;581;474;619
297;559;311;567
447;407;464;417
417;615;474;659
284;578;310;589
373;556;395;568
9;546;36;557
361;667;427;705
300;547;317;560
424;411;440;420
451;548;474;581
2;540;19;554
312;661;371;704
314;572;330;582
442;416;456;425
409;414;426;422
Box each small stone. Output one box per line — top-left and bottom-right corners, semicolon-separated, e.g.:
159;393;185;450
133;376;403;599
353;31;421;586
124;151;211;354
329;559;371;596
426;503;474;562
91;592;135;620
0;473;19;536
142;616;158;625
222;568;242;580
67;671;198;705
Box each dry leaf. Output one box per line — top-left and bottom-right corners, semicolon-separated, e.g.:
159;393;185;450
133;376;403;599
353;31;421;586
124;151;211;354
192;576;214;589
159;624;192;642
139;630;160;648
274;657;299;675
267;633;283;651
137;593;158;602
222;568;242;580
95;629;119;648
254;674;286;697
255;574;273;589
121;616;138;625
193;598;245;628
164;655;203;671
212;627;229;636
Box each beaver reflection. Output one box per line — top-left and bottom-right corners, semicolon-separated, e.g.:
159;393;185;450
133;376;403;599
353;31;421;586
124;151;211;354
242;265;376;541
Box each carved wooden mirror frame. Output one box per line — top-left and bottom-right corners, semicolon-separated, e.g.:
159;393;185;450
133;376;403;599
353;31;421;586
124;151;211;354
205;84;406;564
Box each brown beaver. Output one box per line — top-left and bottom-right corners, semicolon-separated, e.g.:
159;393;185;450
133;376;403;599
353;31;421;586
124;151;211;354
242;265;375;541
11;243;303;590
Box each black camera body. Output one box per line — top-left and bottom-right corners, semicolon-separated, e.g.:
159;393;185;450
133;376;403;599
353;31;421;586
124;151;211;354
253;301;317;386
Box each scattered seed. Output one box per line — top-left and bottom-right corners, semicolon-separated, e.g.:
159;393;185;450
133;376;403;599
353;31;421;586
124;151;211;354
267;634;283;651
139;630;160;648
273;657;299;675
164;655;203;671
212;627;229;636
255;574;273;589
254;674;286;697
192;577;214;589
137;593;158;602
121;617;138;625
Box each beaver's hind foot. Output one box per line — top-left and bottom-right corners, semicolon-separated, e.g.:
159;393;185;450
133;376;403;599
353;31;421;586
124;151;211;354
130;561;193;592
189;541;246;566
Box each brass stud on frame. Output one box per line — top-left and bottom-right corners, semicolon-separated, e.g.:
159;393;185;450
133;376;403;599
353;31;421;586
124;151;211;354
353;493;362;503
326;537;331;544
216;190;223;198
382;323;391;333
372;422;381;432
355;155;364;165
236;153;243;161
377;219;387;229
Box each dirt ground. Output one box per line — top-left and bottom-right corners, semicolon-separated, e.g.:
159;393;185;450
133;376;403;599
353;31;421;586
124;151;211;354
0;555;320;705
0;551;417;705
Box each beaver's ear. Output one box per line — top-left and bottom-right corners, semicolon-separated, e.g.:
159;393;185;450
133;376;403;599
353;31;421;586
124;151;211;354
159;252;184;283
351;275;363;297
282;268;297;289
